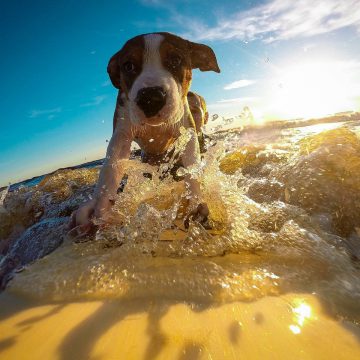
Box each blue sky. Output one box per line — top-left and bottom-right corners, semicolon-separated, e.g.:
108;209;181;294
1;0;360;186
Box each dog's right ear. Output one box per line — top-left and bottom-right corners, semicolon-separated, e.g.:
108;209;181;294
107;50;122;89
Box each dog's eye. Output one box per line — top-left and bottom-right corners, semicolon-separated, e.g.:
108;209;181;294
123;61;135;73
169;54;182;68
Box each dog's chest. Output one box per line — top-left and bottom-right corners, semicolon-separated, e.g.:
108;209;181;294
133;123;181;155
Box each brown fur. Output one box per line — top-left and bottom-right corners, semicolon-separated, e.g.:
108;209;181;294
107;35;145;93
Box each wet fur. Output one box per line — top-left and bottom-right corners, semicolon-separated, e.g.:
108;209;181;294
70;32;220;232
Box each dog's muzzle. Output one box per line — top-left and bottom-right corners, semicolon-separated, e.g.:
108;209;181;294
136;86;167;118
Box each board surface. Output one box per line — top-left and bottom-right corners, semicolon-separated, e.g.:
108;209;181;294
1;292;360;360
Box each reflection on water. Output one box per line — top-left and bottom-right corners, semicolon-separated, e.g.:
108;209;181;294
289;300;312;334
1;119;360;326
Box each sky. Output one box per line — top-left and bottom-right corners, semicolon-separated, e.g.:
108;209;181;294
1;0;360;186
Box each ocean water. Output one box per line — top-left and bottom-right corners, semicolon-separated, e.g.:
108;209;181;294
6;159;105;192
1;118;360;329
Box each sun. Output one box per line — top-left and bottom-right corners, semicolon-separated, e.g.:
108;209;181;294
266;60;359;119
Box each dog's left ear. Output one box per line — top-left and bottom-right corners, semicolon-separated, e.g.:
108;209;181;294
188;41;220;73
107;50;122;89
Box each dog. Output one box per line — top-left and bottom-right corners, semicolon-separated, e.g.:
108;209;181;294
69;32;220;235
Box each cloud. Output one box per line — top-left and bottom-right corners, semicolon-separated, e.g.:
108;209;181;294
224;79;257;90
101;80;111;87
217;97;258;104
80;95;107;107
29;107;62;118
182;0;360;43
208;97;258;110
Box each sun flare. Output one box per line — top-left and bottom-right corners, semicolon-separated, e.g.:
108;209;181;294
267;60;359;119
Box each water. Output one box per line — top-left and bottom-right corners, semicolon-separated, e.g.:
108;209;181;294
5;158;105;192
1;119;360;327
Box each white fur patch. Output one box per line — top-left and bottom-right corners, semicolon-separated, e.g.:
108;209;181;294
128;34;184;126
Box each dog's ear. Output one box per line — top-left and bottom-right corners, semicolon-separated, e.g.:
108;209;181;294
188;41;220;73
107;50;122;89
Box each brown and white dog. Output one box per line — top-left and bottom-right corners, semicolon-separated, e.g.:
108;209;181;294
70;32;220;235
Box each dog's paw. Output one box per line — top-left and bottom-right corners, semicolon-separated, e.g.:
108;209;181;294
184;202;211;229
68;197;113;239
68;199;96;239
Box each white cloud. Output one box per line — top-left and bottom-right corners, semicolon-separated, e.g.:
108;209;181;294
29;107;62;118
216;97;258;104
224;79;257;90
182;0;360;43
207;97;260;118
80;95;107;107
207;97;258;114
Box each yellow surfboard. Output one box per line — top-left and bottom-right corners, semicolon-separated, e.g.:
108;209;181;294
1;291;360;360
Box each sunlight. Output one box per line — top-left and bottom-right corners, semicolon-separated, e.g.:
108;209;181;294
289;299;313;335
267;61;359;119
293;302;312;326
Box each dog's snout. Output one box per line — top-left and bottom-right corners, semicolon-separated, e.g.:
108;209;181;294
136;86;167;118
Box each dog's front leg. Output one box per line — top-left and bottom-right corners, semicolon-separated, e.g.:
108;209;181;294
93;126;132;220
181;127;210;228
69;124;133;234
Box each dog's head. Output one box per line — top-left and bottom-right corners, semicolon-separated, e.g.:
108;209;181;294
107;32;220;126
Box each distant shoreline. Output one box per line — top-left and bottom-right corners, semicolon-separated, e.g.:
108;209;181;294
2;112;359;192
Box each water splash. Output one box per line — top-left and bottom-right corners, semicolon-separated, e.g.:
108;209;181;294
3;121;360;322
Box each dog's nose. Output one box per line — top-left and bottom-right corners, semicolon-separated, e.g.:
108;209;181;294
136;86;167;118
